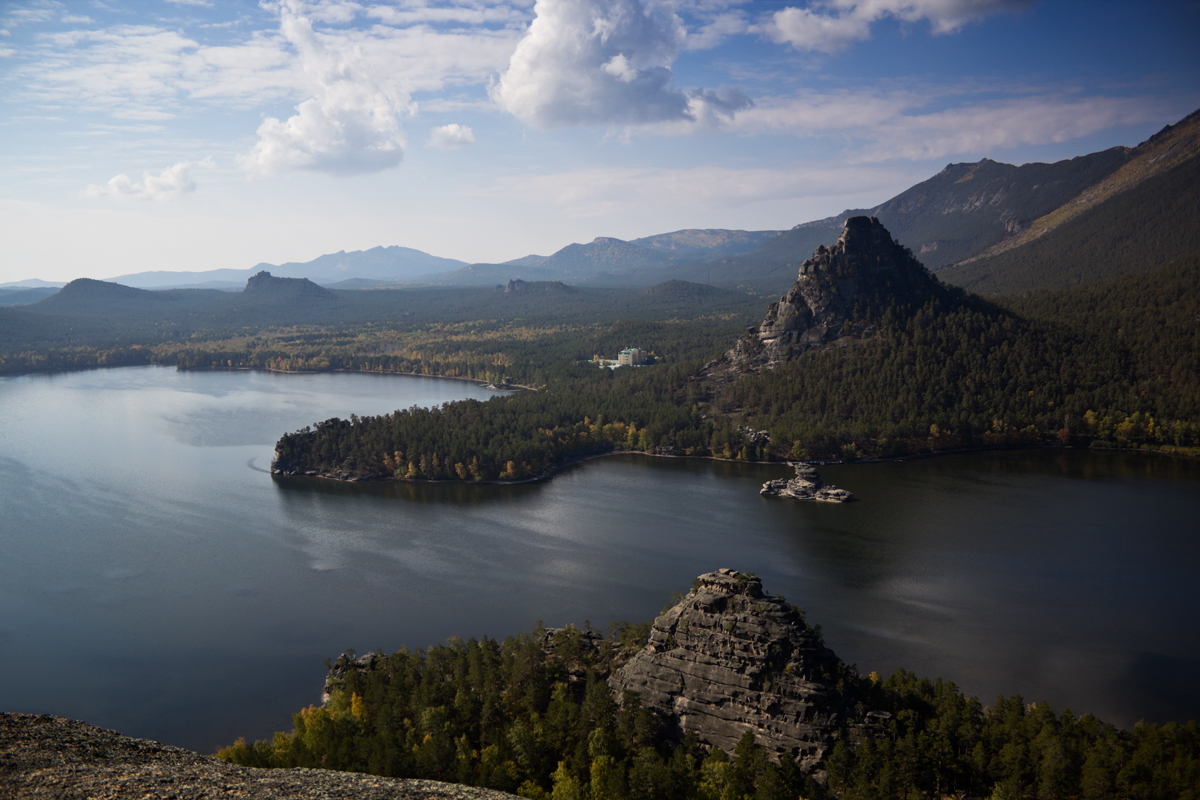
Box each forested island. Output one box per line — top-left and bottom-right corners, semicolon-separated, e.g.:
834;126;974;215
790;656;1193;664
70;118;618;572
215;571;1200;800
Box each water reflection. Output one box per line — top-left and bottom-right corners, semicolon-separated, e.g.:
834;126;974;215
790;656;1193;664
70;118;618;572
2;368;1198;754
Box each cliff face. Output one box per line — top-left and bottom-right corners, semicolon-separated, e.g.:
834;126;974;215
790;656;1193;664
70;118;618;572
721;216;936;372
610;569;862;771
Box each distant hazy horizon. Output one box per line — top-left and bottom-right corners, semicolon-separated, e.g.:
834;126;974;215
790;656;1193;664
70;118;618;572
1;0;1197;284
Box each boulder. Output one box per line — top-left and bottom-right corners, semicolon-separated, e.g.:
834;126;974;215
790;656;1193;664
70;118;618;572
761;463;852;502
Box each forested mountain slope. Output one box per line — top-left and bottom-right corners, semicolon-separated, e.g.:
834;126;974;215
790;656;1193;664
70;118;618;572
939;151;1200;294
856;148;1134;269
962;108;1200;266
636;144;1138;295
268;227;1200;483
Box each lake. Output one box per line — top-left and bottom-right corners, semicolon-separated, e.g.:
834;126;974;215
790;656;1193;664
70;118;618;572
1;366;1197;753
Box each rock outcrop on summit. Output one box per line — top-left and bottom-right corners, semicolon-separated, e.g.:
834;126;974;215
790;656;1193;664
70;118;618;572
610;570;866;772
717;216;937;373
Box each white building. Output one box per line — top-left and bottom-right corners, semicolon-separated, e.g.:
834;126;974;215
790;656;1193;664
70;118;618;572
618;348;646;366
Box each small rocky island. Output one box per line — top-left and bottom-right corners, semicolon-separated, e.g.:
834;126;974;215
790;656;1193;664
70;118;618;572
760;462;852;502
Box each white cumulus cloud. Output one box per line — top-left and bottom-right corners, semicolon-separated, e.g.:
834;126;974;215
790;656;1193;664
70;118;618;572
238;0;409;177
85;160;201;201
492;0;698;128
762;0;1031;52
429;123;477;149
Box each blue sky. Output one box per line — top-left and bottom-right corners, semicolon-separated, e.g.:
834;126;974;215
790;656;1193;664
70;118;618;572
1;0;1197;283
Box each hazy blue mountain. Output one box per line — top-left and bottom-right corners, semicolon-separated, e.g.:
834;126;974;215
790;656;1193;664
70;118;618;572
0;279;65;289
98;269;252;289
0;287;59;306
503;253;551;267
254;245;467;283
106;245;467;289
630;228;783;259
425;238;672;286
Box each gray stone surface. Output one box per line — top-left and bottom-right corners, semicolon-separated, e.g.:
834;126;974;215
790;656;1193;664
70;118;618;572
610;570;861;771
0;713;520;800
761;463;852;502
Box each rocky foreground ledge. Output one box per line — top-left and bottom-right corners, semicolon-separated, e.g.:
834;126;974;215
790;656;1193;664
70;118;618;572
0;713;519;800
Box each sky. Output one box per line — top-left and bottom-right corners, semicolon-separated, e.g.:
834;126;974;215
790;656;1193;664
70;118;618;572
0;0;1197;284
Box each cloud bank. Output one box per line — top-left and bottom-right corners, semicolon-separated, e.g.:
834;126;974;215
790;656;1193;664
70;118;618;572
492;0;694;127
763;0;1032;52
429;123;477;149
238;0;409;176
85;161;199;201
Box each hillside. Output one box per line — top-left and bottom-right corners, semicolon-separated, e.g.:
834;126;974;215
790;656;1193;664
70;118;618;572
630;228;783;259
528;237;673;278
643;223;848;295
265;220;1200;485
720;243;1200;456
0;286;59;306
940;149;1200;294
611;147;1139;296
430;231;787;287
962;108;1200;265
857;149;1134;269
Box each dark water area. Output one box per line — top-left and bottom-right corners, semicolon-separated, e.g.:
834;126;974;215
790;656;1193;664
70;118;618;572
1;367;1197;754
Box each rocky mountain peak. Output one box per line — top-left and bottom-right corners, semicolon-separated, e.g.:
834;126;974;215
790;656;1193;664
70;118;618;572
722;216;936;370
243;270;333;300
610;569;862;770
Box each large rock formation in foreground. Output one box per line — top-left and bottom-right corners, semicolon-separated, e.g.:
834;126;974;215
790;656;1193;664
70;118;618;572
610;569;865;771
0;713;519;800
719;216;938;373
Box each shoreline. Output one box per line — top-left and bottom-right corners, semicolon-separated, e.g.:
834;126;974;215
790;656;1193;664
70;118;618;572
271;440;1198;488
10;364;1191;476
174;364;539;392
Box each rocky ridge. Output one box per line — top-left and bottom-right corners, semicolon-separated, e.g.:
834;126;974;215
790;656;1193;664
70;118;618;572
243;270;334;300
0;713;519;800
760;463;851;502
610;569;868;772
714;216;937;375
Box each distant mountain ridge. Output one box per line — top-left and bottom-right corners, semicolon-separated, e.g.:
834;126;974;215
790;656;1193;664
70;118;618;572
937;110;1200;294
420;229;786;287
939;145;1200;294
958;109;1200;266
106;245;467;290
23;109;1198;297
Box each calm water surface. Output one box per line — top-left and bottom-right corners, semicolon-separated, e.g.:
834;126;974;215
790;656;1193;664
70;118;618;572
1;366;1197;752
